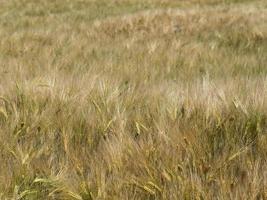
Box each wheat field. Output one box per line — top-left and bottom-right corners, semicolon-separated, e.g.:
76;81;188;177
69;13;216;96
0;0;267;199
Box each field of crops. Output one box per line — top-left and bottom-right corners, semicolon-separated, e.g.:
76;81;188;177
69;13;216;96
0;0;267;199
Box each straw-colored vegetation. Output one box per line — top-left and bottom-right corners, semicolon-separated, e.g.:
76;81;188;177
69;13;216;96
0;0;267;199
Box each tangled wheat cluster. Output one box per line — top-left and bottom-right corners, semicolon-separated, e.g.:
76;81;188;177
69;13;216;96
0;0;266;199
